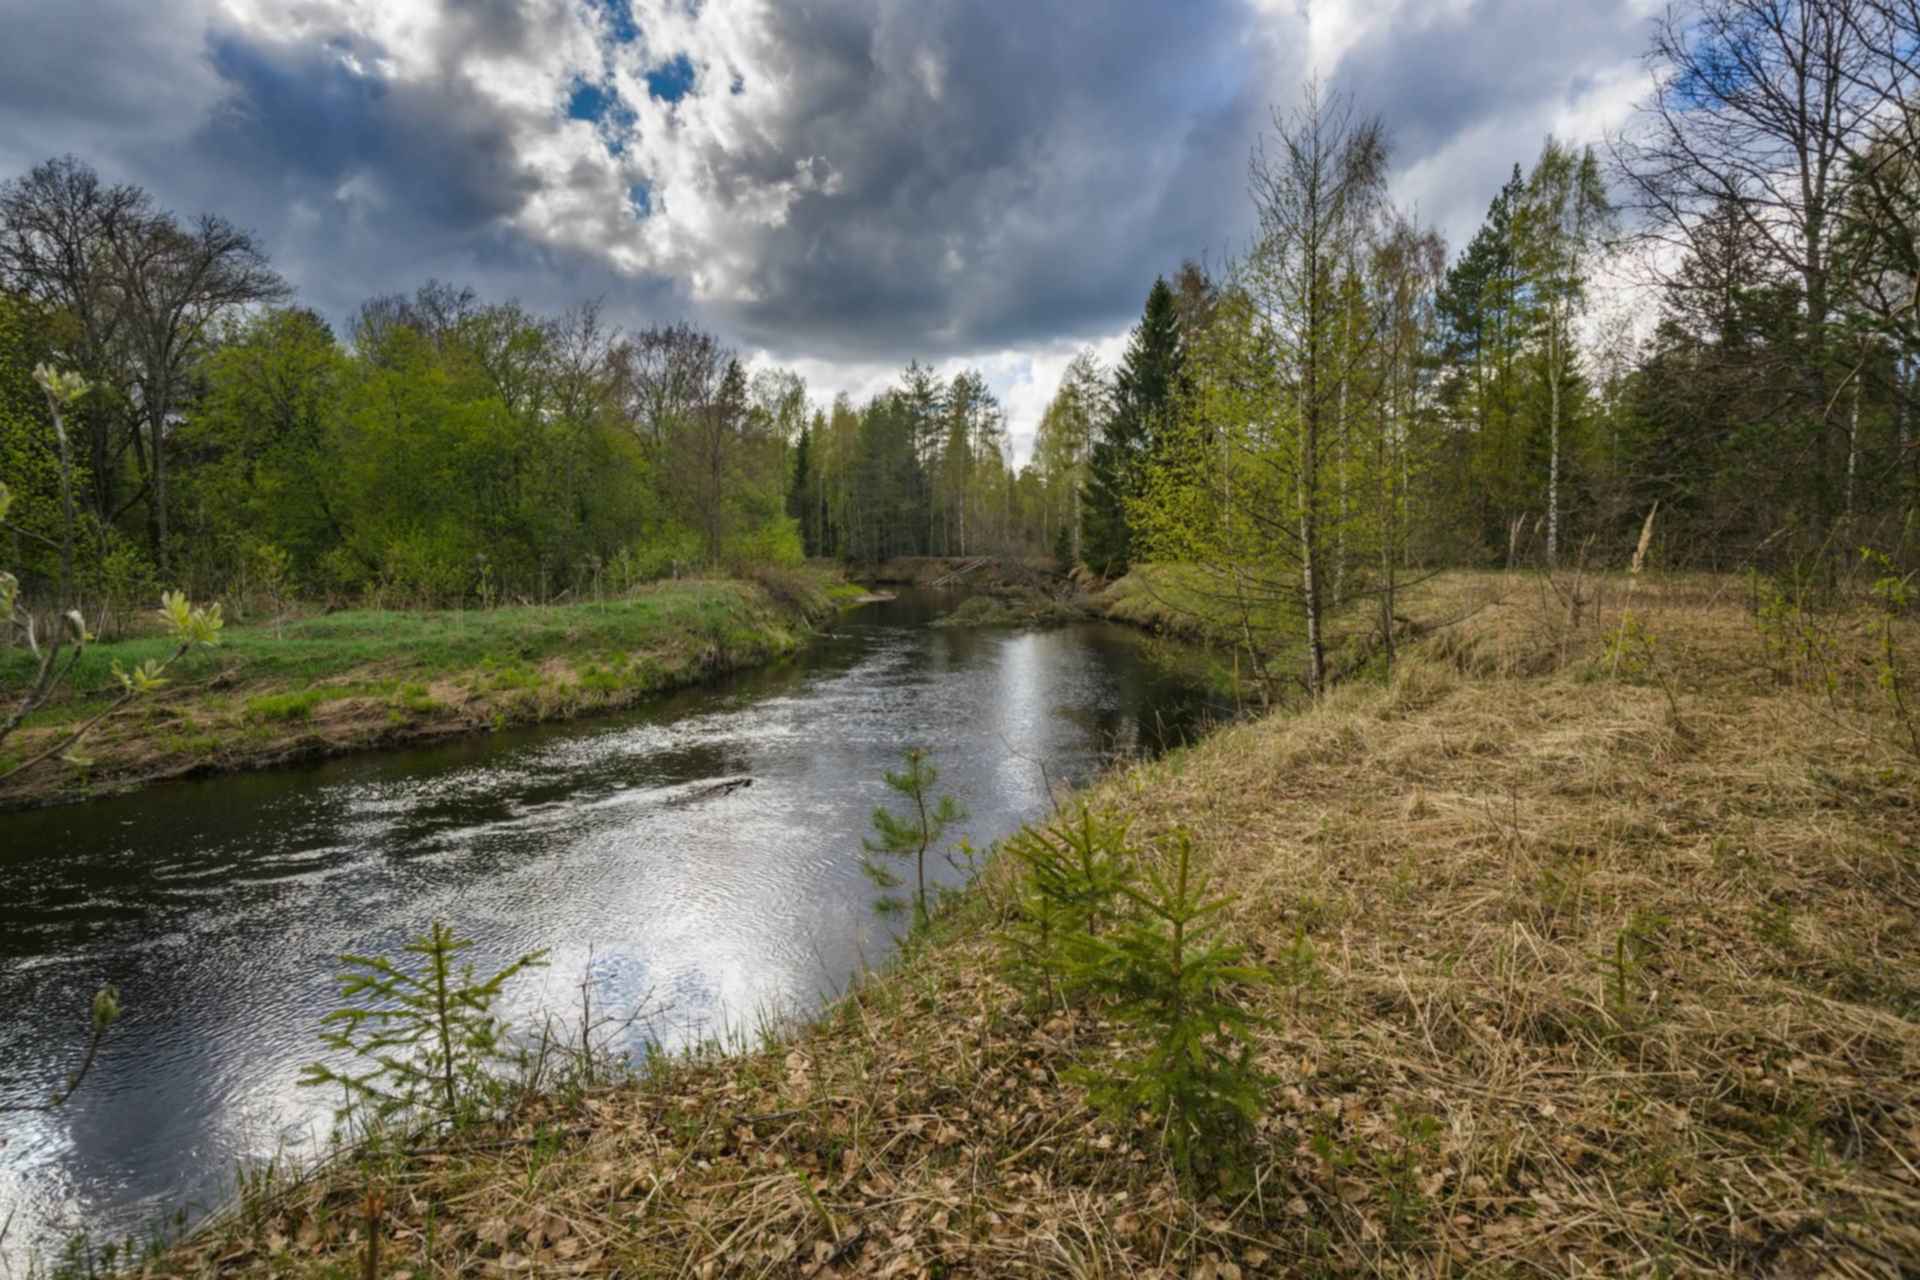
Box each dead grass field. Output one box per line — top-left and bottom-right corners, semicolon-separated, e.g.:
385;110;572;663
154;570;1918;1278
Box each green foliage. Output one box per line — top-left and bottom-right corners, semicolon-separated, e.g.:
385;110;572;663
1083;278;1183;578
999;806;1138;1003
298;922;547;1129
1602;610;1657;681
861;747;966;925
1752;568;1843;700
392;682;440;715
995;809;1273;1179
4;361;225;776
1069;831;1273;1180
1864;547;1919;758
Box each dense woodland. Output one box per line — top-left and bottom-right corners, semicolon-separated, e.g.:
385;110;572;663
3;0;1919;663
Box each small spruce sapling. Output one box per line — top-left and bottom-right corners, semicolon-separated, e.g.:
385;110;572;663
861;747;965;925
1071;831;1272;1180
299;922;547;1129
999;806;1137;1003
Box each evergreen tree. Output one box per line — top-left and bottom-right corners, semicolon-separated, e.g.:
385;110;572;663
861;747;966;925
788;418;815;555
1435;165;1530;557
1083;277;1183;577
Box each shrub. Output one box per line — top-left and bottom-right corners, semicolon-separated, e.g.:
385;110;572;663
998;817;1272;1181
999;806;1137;1004
723;516;804;570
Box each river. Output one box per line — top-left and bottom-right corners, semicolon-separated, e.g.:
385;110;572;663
0;590;1225;1265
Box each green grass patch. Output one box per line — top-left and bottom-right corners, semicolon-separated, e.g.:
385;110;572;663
2;575;833;718
391;682;440;715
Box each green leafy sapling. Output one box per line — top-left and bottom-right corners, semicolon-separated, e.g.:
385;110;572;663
862;747;966;926
0;590;225;780
299;922;547;1129
1863;547;1918;758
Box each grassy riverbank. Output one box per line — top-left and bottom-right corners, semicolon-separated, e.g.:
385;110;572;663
0;568;860;810
154;571;1919;1276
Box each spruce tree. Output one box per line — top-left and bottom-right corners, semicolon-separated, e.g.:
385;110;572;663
789;419;815;555
1435;165;1530;555
1082;277;1183;577
861;747;965;926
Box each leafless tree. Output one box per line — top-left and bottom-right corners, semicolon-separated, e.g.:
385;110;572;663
1611;0;1904;539
1;156;286;573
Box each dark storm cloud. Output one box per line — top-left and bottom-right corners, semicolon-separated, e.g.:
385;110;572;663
695;0;1278;359
187;19;711;328
0;0;1655;365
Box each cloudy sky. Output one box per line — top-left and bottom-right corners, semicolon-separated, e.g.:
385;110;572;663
0;0;1659;461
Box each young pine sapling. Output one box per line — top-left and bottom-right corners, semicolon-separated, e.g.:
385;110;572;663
299;922;547;1130
862;747;965;926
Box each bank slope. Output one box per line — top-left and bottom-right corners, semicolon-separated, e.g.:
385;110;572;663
0;571;856;810
160;573;1919;1277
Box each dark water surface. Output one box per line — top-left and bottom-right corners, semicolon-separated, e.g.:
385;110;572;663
0;591;1224;1262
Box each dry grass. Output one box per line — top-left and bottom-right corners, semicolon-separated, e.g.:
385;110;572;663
151;571;1918;1278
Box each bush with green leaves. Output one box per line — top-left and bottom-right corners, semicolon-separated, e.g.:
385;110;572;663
1864;547;1918;758
299;923;547;1130
861;747;966;925
3;366;225;780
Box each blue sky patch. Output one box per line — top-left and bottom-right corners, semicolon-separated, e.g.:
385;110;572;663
629;182;653;219
590;0;640;44
645;53;696;103
567;77;615;122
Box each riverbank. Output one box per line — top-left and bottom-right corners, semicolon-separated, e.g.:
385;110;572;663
155;571;1919;1276
0;569;860;811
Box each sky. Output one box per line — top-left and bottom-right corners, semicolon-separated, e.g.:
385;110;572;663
0;0;1660;463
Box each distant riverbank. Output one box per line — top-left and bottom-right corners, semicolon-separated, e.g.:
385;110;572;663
0;569;861;811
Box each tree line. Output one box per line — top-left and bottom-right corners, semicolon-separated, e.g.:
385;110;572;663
6;0;1920;636
0;159;813;615
1046;0;1920;693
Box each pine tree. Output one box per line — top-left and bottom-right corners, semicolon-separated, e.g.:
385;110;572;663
1082;278;1183;577
789;418;815;555
861;748;965;926
1436;165;1531;556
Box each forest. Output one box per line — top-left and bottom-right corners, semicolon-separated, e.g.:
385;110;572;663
7;0;1920;680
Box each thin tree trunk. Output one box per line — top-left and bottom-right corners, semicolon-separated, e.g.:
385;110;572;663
1301;394;1325;695
1547;315;1561;568
147;408;170;578
1846;369;1859;518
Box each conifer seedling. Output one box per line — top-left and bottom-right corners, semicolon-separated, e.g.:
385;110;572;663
862;747;965;926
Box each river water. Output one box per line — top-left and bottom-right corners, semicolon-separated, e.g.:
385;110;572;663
0;591;1224;1263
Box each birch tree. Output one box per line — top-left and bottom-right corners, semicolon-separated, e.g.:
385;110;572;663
1519;138;1614;566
